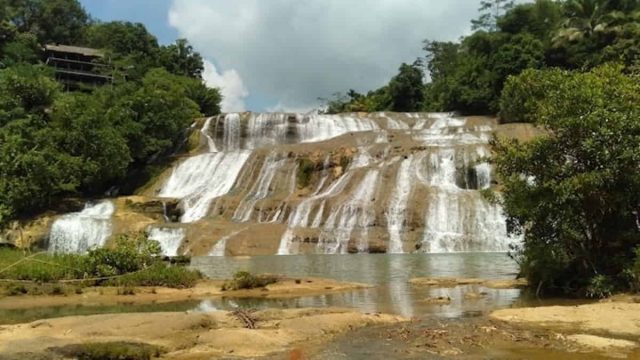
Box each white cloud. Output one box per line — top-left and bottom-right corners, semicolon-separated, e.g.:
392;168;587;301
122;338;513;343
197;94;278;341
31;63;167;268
202;60;248;112
170;0;482;111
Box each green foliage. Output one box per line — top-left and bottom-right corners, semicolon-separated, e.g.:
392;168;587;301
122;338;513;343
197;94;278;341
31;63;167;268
296;158;315;188
50;92;131;190
493;64;640;296
586;275;614;298
84;232;161;277
114;263;202;289
0;2;221;228
624;247;640;292
54;342;165;360
0;234;201;291
113;68;200;164
387;62;424;112
472;0;515;31
499;68;565;123
83;21;159;58
324;0;638;116
221;271;279;291
1;0;89;45
157;39;204;79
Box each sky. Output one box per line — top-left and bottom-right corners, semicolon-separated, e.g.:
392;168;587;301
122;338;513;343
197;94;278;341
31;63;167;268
80;0;485;112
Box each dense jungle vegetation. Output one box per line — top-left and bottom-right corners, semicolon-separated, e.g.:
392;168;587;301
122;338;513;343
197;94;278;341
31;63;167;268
326;0;640;297
0;0;222;227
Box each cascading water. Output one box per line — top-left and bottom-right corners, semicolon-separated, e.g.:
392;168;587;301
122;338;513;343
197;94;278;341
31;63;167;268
317;169;380;254
134;112;521;256
209;227;250;256
147;227;185;257
386;156;414;254
233;151;288;222
160;151;250;223
201;117;218;152
48;201;115;253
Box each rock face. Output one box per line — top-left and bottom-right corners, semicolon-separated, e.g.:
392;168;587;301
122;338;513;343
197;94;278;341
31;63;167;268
34;112;538;256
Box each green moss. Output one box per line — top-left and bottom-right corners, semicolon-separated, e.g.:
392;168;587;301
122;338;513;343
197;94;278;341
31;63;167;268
296;158;315;188
221;271;278;291
339;155;351;170
52;342;165;360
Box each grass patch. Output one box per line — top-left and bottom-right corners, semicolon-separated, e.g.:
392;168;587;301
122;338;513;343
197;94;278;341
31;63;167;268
111;263;202;289
52;341;165;360
221;271;279;291
0;233;202;295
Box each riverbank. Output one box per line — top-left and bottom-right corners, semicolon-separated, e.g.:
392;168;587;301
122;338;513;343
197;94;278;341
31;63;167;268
318;296;640;359
0;307;406;359
490;297;640;357
0;277;370;310
409;276;528;289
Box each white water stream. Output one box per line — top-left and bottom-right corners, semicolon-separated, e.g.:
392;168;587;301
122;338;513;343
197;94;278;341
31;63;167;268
50;112;519;256
48;201;115;253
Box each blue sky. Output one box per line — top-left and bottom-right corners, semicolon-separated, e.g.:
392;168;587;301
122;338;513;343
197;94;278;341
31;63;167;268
80;1;484;112
80;0;176;44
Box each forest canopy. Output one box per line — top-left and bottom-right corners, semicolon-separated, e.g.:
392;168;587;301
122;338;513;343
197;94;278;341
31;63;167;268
0;0;222;226
323;0;640;117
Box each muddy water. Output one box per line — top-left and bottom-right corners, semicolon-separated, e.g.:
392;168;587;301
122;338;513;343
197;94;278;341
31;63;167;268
0;253;523;325
191;253;522;318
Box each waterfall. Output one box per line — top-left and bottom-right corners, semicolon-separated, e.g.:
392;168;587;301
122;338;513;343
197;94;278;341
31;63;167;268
38;112;519;257
48;201;114;254
201;117;218;152
147;227;185;257
318;170;380;254
160;151;250;223
277;172;354;255
416;115;515;252
386;156;413;254
210;227;250;256
219;113;241;151
233;152;286;222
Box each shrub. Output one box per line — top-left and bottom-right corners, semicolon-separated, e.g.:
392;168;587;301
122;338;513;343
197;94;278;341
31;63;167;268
494;65;640;296
117;286;136;296
53;342;165;360
498;68;565;123
296;158;315;188
113;263;202;289
221;271;278;291
624;247;640;293
586;275;615;299
84;232;162;276
4;283;28;296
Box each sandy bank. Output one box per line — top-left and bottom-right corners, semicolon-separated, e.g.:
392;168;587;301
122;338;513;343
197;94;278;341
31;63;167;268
409;277;528;289
0;308;406;359
0;277;370;310
490;302;640;337
490;301;640;356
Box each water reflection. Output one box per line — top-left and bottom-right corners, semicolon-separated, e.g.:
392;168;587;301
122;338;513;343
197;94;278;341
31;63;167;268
190;253;521;318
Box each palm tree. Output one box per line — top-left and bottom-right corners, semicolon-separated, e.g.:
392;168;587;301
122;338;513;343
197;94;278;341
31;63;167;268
552;0;623;45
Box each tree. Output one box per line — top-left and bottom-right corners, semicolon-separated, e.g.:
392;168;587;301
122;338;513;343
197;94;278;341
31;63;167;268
158;39;204;79
175;77;222;116
0;64;59;125
387;61;424;112
108;68;200;164
493;64;640;296
49;93;131;191
1;0;89;44
472;0;515;31
498;0;563;41
82;21;158;57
